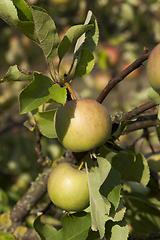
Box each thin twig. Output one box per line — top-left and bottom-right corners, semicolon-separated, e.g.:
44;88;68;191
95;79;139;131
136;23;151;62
121;101;157;122
96;50;150;103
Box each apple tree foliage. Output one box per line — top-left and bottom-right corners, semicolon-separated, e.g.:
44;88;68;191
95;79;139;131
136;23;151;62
0;0;160;240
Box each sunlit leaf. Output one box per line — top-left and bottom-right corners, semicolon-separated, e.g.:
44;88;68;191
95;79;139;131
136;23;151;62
108;200;126;222
31;6;59;62
86;157;111;239
58;24;93;62
1;65;34;82
110;221;129;240
100;167;121;210
111;152;150;187
74;49;95;79
34;110;57;138
0;0;39;43
54;212;91;240
34;213;91;240
12;0;33;21
19;72;67;114
105;220;129;240
34;215;57;240
74;11;99;54
0;231;16;240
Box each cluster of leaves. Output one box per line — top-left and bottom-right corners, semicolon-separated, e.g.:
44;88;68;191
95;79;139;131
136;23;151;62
0;0;99;138
1;1;160;240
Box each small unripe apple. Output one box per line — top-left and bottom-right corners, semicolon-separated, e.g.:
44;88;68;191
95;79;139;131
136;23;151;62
146;44;160;93
55;99;112;152
47;163;89;212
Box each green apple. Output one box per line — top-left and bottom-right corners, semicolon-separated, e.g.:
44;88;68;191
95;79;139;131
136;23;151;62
146;43;160;93
47;163;89;212
55;99;112;152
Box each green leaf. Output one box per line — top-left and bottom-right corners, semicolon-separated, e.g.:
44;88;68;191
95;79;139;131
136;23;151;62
31;6;59;62
147;87;160;104
0;231;16;240
19;72;67;114
74;48;95;79
107;185;122;210
105;220;129;240
1;65;34;82
111;152;150;187
54;212;91;240
0;0;39;43
34;215;57;240
110;221;129;240
123;191;160;234
35;212;91;240
112;120;131;140
74;11;99;54
49;83;67;106
108;200;126;222
58;24;93;62
100;167;121;210
34;110;57;138
86;158;111;239
19;73;53;114
12;0;33;21
80;13;99;53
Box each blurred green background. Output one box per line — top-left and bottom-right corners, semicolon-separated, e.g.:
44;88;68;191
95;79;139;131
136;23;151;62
1;0;160;233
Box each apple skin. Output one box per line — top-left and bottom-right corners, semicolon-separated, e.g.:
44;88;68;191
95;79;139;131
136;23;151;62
47;163;89;212
55;99;112;152
146;44;160;93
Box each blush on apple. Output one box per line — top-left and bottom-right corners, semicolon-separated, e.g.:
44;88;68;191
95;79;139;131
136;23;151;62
55;99;112;152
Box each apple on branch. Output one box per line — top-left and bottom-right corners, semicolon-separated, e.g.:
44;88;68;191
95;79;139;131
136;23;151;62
47;163;89;212
146;43;160;94
55;99;112;152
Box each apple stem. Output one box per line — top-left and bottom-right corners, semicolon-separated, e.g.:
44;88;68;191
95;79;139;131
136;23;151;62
78;153;90;170
65;82;77;100
78;161;85;170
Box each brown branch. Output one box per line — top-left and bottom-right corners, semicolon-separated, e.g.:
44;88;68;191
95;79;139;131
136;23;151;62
96;49;150;103
121;101;157;122
0;150;85;239
9;167;52;224
0;167;52;239
124;114;160;133
35;129;45;165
